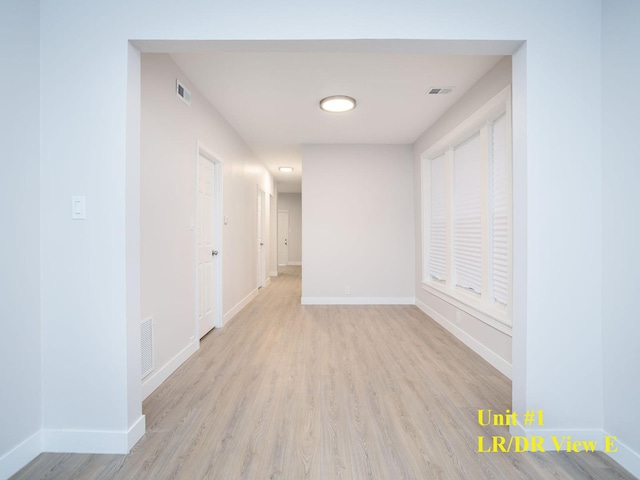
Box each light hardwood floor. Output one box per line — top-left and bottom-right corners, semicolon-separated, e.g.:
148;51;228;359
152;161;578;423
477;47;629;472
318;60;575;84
13;266;635;479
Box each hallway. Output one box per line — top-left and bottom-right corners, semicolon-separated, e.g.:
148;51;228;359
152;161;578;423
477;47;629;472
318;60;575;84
14;268;633;479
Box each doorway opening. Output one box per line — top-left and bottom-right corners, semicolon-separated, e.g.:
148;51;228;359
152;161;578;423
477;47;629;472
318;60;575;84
196;143;223;338
277;209;289;268
257;187;266;289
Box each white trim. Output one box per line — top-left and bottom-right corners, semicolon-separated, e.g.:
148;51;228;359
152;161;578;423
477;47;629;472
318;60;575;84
269;270;278;277
287;261;302;266
504;99;514;322
42;415;145;454
223;288;259;326
277;209;289;267
195;142;224;330
256;186;267;289
605;433;640;479
422;282;511;335
0;430;41;479
142;340;199;399
264;277;271;288
127;415;146;451
301;297;414;305
416;299;511;378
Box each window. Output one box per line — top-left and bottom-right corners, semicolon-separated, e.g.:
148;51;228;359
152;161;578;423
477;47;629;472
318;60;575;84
428;154;447;282
421;87;512;329
492;113;509;306
453;134;482;294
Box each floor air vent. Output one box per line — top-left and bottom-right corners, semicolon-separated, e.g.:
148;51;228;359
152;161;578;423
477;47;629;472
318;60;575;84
141;316;154;378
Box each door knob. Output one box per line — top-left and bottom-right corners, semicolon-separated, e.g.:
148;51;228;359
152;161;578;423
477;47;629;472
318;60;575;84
212;250;219;256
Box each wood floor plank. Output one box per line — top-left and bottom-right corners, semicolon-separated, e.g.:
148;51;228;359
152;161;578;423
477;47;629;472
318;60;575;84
11;266;636;480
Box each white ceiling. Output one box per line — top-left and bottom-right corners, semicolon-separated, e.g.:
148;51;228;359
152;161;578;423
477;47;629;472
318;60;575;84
169;45;503;193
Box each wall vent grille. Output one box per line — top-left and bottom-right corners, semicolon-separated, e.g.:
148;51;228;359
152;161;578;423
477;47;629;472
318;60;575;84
176;80;192;105
141;316;154;378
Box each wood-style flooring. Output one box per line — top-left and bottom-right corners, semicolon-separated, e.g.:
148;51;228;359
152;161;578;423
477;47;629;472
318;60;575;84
12;267;635;479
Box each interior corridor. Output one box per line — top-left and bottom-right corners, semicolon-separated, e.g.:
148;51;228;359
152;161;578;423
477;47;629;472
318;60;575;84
13;267;633;479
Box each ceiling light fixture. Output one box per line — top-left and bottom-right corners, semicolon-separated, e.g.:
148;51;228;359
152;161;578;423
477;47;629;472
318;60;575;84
279;166;294;172
319;95;356;113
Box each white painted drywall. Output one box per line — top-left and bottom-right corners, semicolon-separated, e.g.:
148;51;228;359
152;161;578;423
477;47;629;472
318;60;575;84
140;54;273;396
302;145;415;302
277;193;302;264
413;58;513;375
602;0;640;474
0;1;42;476
21;0;636;475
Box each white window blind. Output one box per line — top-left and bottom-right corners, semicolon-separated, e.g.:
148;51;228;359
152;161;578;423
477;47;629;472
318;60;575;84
453;134;482;293
429;155;447;281
492;115;509;305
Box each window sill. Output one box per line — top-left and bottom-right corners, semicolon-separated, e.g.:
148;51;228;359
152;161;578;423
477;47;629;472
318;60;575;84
421;281;512;336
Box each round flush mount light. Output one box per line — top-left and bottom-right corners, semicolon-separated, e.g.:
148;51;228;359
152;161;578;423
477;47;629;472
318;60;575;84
319;95;356;113
279;166;294;172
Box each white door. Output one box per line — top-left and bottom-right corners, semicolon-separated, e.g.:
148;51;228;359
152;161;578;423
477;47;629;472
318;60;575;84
277;210;289;267
197;154;217;338
256;188;266;288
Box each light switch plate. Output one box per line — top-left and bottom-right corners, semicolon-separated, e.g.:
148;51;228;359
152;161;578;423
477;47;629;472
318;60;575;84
72;195;86;220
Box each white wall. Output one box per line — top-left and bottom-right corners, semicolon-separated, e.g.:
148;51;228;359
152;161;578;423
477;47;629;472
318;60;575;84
140;54;273;397
0;1;42;477
302;145;415;303
413;57;513;377
15;0;633;476
277;193;302;265
602;0;640;475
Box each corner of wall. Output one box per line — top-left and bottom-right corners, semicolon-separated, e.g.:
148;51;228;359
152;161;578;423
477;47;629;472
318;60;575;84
0;431;42;480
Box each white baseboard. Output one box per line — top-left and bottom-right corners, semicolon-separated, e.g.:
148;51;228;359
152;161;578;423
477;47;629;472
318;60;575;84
269;270;278;277
0;430;41;479
142;340;199;399
223;288;258;326
264;277;271;288
415;299;512;379
42;414;145;454
0;417;146;477
128;415;146;450
287;261;302;266
301;297;415;305
605;433;640;478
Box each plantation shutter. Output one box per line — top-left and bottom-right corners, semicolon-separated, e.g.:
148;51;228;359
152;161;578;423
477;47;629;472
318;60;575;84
453;134;482;293
428;154;447;281
492;114;509;305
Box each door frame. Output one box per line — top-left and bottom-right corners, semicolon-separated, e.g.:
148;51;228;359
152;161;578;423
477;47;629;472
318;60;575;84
195;141;223;333
277;209;289;267
256;186;266;289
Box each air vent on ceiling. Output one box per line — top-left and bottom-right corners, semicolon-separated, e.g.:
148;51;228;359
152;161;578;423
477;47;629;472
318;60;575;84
176;80;192;106
427;86;454;95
